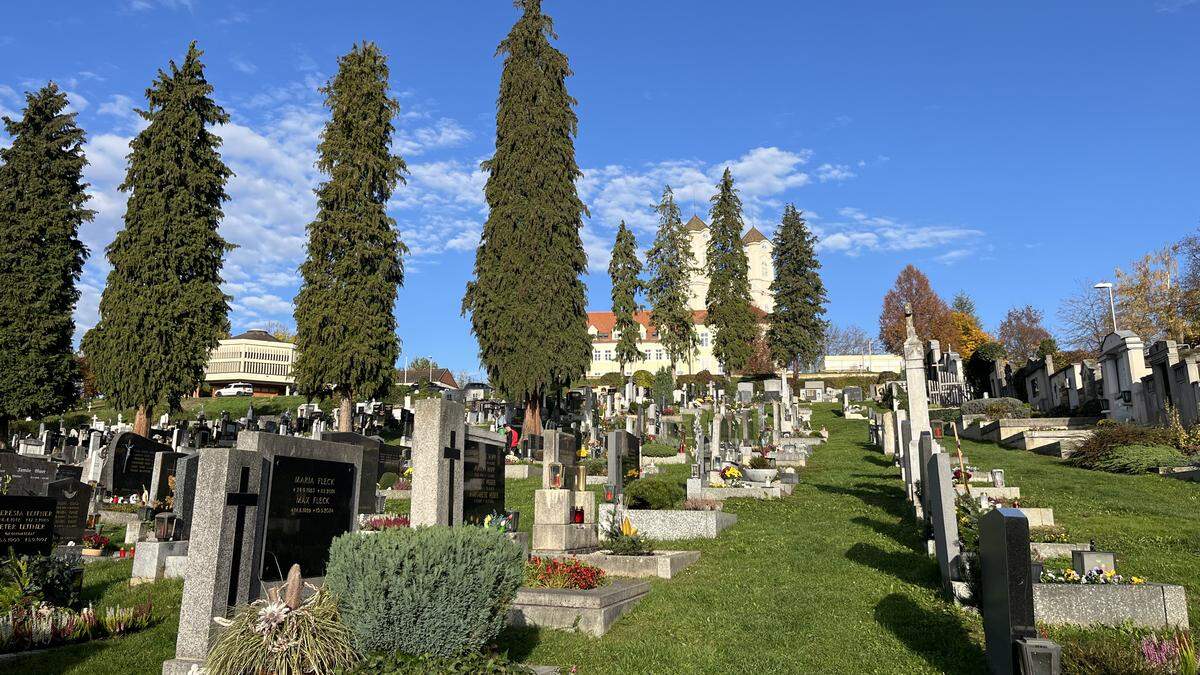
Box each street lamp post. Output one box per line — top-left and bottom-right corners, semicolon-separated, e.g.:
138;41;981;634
1094;282;1117;333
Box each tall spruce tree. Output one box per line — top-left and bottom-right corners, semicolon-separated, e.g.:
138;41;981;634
705;168;757;374
82;44;231;436
293;43;406;432
463;0;590;435
609;221;644;373
0;84;93;445
767;204;827;381
646;185;696;369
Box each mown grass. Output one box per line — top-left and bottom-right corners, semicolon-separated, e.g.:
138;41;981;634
15;405;1197;673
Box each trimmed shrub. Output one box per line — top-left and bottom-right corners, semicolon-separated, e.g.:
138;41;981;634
583;458;607;476
960;397;1030;420
344;651;535;674
623;476;684;510
640;441;678;457
377;471;399;490
325;527;524;657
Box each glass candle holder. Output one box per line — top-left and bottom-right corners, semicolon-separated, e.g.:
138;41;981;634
571;507;585;524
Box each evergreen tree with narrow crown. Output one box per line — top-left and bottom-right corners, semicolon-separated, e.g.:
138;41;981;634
0;84;93;445
646;185;696;370
705;168;757;373
293;42;407;432
767;204;827;382
463;0;590;436
82;43;231;436
609;221;644;373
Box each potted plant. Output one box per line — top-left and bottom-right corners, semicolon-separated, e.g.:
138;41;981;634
742;455;778;483
82;533;109;557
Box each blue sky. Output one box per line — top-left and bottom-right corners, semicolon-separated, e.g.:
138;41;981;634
1;1;1198;377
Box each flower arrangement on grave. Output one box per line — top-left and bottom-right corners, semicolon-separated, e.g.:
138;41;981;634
82;533;110;555
523;556;607;590
1039;566;1144;585
952;466;973;483
1140;633;1197;674
577;446;589;459
481;511;517;533
362;515;410;531
719;465;743;486
206;566;357;675
403;466;414;480
748;455;772;470
0;597;151;655
1028;525;1070;543
603;511;654;556
625;467;641;481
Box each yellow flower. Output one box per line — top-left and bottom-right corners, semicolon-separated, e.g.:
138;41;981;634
578;448;589;459
1131;576;1145;585
403;467;413;479
620;517;638;537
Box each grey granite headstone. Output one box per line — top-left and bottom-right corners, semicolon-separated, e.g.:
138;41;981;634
47;477;92;544
149;451;187;509
410;397;466;527
927;452;961;592
174;453;199;540
606;430;640;496
980;508;1035;675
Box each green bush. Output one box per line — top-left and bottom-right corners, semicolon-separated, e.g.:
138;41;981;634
623;476;684;510
1029;525;1070;543
0;553;82;609
1044;624;1188;675
583;458;607;476
325;527;524;657
960;397;1030;420
1083;445;1190;474
640;441;678;457
377;472;399;490
928;408;961;425
341;651;534;674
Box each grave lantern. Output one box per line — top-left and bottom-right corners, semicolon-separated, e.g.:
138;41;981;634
571;507;585;524
548;462;563;489
575;465;587;488
603;484;618;502
155;512;180;542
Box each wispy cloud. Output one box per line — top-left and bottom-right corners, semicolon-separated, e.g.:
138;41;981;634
1156;0;1198;12
813;207;982;259
230;56;257;75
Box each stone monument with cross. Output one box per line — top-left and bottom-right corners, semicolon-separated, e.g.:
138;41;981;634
901;302;937;514
531;430;597;554
410;397;466;527
162;432;363;675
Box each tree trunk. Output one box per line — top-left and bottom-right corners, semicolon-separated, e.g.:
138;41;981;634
524;396;542;437
134;405;150;437
339;393;353;432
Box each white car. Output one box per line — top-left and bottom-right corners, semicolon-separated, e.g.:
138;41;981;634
214;382;254;397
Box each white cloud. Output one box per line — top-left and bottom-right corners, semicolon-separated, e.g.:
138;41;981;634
126;0;193;11
395;118;472;156
230;57;258;75
816;163;856;182
813;206;982;259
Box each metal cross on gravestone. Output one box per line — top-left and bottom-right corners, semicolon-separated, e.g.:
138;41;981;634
443;430;460;526
224;466;258;608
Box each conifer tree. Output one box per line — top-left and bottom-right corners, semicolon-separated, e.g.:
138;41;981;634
767;204;826;381
293;42;406;432
0;84;92;445
83;43;231;436
463;0;590;435
705;168;757;373
609;221;644;373
646;185;696;370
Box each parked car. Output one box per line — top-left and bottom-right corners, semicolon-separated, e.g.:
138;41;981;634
214;382;254;397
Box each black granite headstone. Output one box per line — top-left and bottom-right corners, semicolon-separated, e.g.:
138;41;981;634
0;494;56;554
318;431;380;515
606;430;641;494
174;453;199;540
47;478;92;543
0;454;55;496
55;464;83;482
109;432;170;495
260;455;356;581
980;507;1036;675
462;436;504;524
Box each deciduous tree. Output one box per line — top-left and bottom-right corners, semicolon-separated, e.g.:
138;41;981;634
463;0;590;435
1115;247;1191;344
1055;280;1111;355
83;44;232;436
878;265;954;353
997;305;1051;363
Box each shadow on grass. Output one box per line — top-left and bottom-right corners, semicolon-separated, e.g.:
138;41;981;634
862;454;895;468
851;516;925;552
495;624;541;663
874;593;987;674
846;542;940;588
812;481;909;520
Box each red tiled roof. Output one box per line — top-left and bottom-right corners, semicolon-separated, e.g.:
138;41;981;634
587;307;767;343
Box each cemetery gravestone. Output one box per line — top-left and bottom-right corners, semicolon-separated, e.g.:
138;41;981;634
0;494;56;554
150;451;187;510
543;430;579;491
606;430;641;496
261;454;357;581
109;432;171;496
462;429;506;525
410;398;466;527
319;431;383;514
927;452;961;591
47;478;92;544
0;453;55;496
980;508;1036;675
55;464;83;482
173;453;200;540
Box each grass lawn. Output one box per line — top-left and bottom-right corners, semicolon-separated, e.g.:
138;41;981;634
12;405;1196;673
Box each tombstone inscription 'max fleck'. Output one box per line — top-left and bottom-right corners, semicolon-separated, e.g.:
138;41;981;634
261;455;356;582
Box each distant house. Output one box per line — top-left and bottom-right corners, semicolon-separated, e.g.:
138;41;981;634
203;329;296;397
463;382;493;401
396;368;459;392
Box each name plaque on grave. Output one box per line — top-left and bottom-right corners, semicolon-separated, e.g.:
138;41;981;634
261;455;356;581
462;438;504;524
110;433;168;495
49;479;91;543
0;495;56;555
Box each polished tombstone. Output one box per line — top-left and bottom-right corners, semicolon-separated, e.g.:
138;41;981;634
47;477;92;544
318;431;382;514
109;432;171;496
981;507;1037;675
260;454;357;581
0;453;55;496
462;428;506;525
173;453;200;541
149;451;187;510
927;452;961;592
0;494;56;554
606;430;640;497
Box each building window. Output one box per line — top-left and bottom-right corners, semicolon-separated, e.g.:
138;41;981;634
699;332;709;347
597;331;610;339
655;349;663;361
605;351;613;361
593;350;601;362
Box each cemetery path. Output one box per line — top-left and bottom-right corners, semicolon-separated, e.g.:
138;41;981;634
504;405;989;674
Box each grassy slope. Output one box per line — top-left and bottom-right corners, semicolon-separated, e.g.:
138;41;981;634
955;434;1200;631
15;405;1196;673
